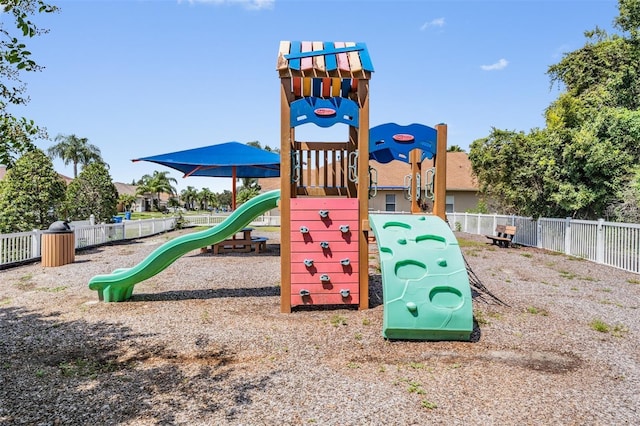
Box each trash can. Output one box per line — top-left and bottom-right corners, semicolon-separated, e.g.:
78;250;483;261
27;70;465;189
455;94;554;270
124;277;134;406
41;221;75;267
112;216;122;223
124;211;131;220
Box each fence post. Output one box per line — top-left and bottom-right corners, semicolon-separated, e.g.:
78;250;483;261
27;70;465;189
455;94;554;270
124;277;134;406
477;214;482;235
492;215;497;234
596;218;604;264
31;229;41;257
536;219;543;249
464;213;468;233
564;217;572;255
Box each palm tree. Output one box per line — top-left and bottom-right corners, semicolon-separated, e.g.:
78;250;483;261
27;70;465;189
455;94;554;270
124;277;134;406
180;186;198;210
117;193;136;212
197;187;217;211
135;170;177;211
447;145;465;153
47;134;103;178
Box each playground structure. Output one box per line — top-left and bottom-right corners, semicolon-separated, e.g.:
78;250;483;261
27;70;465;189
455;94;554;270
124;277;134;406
276;41;472;339
87;40;472;341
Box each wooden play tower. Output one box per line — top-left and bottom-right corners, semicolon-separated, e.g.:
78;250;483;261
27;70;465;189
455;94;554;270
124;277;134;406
277;41;374;312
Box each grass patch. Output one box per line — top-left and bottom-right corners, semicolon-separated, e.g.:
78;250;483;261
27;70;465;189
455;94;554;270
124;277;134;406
589;319;629;337
362;318;371;326
457;238;486;248
14;274;35;290
421;400;438;410
474;310;490;325
35;286;67;293
612;324;629;337
520;253;533;258
59;359;120;378
589;319;610;333
0;298;11;306
488;312;503;320
407;381;426;395
559;270;577;280
330;314;347;327
526;306;548;316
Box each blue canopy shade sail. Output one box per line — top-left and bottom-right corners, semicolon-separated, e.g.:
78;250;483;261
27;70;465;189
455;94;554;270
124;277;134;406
132;142;280;179
132;141;280;210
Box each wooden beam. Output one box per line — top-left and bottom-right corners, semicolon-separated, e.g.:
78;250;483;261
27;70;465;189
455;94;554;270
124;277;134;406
280;78;293;313
357;79;370;311
433;123;448;221
410;149;422;214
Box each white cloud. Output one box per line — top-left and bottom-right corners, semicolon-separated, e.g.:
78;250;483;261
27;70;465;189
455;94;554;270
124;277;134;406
177;0;274;10
420;17;445;31
480;58;508;71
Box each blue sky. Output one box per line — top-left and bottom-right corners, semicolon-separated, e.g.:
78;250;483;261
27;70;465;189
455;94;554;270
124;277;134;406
11;0;620;193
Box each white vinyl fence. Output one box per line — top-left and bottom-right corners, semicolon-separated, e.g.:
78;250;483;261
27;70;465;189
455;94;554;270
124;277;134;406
448;213;640;275
0;214;280;268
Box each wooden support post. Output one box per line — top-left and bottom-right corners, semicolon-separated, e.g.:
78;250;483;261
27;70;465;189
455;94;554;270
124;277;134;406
410;149;422;214
357;79;370;311
280;78;293;313
432;123;448;221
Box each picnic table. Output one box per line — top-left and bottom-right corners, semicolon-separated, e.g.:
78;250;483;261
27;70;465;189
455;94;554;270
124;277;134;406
201;228;268;254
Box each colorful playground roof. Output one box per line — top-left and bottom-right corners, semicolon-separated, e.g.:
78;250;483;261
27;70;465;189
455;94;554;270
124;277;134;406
277;41;374;79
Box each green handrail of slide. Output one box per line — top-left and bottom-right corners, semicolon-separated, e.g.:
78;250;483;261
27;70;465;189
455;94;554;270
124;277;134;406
88;189;281;302
368;214;473;341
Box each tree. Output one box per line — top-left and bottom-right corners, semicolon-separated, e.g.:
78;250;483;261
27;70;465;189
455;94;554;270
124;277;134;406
470;0;640;219
47;134;103;178
180;185;198;210
606;165;640;222
65;162;118;222
118;193;136;212
197;187;217;210
217;190;233;210
0;0;58;168
135;170;177;211
236;187;260;206
0;149;66;232
447;145;465;152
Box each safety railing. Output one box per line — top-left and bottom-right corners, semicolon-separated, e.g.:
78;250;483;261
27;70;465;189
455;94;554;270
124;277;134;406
448;212;640;275
0;214;280;268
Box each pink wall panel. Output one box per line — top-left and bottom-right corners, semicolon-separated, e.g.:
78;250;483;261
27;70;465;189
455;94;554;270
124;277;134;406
291;292;359;306
290;197;360;307
291;197;358;211
290;260;358;275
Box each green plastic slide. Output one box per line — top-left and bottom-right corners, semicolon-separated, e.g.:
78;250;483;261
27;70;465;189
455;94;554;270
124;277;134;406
88;189;281;302
368;214;473;341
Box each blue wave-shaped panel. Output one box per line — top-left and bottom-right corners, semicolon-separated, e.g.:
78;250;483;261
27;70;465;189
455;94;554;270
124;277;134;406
369;123;438;164
290;97;359;128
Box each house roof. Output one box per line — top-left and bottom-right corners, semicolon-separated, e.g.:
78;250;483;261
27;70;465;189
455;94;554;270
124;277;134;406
114;182;138;197
258;152;477;192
